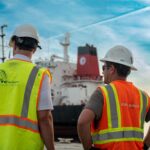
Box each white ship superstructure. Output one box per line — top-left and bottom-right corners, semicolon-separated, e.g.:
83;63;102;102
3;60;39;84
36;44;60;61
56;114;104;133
35;34;103;107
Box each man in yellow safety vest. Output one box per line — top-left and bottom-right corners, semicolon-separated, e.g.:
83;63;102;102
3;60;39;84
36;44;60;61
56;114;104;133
0;24;55;150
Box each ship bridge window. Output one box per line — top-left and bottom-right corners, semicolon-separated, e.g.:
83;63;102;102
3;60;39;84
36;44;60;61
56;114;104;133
51;89;54;101
51;89;54;95
63;70;66;74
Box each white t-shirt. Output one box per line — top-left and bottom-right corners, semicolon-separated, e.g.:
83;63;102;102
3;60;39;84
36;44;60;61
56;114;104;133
13;54;54;111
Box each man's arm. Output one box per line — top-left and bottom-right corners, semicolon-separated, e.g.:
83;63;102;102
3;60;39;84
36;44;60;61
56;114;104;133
37;110;55;150
77;108;95;150
144;125;150;149
77;89;104;150
144;92;150;149
144;108;150;149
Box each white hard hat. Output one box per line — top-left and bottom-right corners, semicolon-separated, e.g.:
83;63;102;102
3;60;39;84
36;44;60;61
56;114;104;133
9;24;39;47
100;45;137;70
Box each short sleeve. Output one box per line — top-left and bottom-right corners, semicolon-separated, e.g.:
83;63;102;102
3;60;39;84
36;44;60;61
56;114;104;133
38;74;54;111
85;89;104;120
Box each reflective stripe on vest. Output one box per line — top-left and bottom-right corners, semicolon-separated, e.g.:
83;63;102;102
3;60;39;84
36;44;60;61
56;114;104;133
92;84;147;144
101;84;121;128
92;129;143;144
0;116;38;132
0;66;39;133
21;66;40;117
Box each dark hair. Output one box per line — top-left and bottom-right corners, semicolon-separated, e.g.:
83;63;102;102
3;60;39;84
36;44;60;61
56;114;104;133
12;36;38;51
106;61;131;77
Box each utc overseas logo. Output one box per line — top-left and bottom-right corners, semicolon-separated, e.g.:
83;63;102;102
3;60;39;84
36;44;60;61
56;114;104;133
80;57;86;66
0;69;19;85
0;69;7;82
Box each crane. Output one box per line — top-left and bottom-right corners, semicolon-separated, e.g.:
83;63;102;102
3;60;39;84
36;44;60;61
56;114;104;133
0;24;7;62
50;54;65;62
60;32;70;63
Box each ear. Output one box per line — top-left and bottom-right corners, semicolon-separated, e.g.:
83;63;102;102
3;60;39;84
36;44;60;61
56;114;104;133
32;49;36;54
109;65;116;74
12;42;17;55
13;41;16;50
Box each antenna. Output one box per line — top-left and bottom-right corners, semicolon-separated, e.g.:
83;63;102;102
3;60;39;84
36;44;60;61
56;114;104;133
60;32;70;63
0;24;7;62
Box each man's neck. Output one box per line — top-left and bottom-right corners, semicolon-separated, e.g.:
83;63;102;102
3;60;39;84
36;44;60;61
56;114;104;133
110;74;127;82
13;49;33;59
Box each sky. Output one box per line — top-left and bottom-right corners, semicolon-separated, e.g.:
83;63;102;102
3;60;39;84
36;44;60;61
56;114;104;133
0;0;150;94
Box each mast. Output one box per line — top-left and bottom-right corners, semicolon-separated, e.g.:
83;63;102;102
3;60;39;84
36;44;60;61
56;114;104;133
60;32;70;63
0;24;7;62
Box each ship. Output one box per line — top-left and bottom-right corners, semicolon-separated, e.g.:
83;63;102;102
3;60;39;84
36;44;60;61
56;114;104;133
35;33;103;140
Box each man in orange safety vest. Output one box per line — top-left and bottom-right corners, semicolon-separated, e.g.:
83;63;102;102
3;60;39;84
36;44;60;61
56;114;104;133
77;45;150;150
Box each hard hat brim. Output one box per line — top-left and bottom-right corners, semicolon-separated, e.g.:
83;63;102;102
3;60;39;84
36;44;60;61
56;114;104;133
100;58;137;71
37;45;42;49
9;36;42;50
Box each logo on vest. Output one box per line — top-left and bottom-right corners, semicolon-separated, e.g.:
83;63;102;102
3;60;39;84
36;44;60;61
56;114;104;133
0;69;7;82
121;101;139;108
0;69;19;85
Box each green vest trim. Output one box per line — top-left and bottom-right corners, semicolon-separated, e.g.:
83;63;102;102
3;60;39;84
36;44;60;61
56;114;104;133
92;84;148;145
101;84;121;128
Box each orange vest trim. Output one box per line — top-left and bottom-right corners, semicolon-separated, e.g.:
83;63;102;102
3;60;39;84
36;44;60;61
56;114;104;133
36;68;52;109
0;115;39;133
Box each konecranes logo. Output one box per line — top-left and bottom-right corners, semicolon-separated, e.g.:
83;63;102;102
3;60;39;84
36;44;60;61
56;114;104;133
0;69;19;85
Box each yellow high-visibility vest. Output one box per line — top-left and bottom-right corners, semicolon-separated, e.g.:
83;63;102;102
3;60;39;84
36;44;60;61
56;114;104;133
0;59;52;150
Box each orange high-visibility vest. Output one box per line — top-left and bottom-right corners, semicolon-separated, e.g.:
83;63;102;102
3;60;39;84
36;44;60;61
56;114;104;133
0;59;52;150
91;80;150;150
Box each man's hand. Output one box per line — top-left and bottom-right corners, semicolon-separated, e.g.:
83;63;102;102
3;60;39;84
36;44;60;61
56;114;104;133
89;147;100;150
144;125;150;150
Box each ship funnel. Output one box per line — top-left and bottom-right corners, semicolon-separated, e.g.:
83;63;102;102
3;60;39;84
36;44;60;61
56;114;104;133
77;44;100;79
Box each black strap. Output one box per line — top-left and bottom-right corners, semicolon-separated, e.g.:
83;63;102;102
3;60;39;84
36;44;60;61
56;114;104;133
143;144;149;150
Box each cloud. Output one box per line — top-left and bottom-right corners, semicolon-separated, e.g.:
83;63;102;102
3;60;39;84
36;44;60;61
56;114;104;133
136;0;150;5
46;0;80;5
129;59;150;94
1;0;150;94
0;0;20;9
